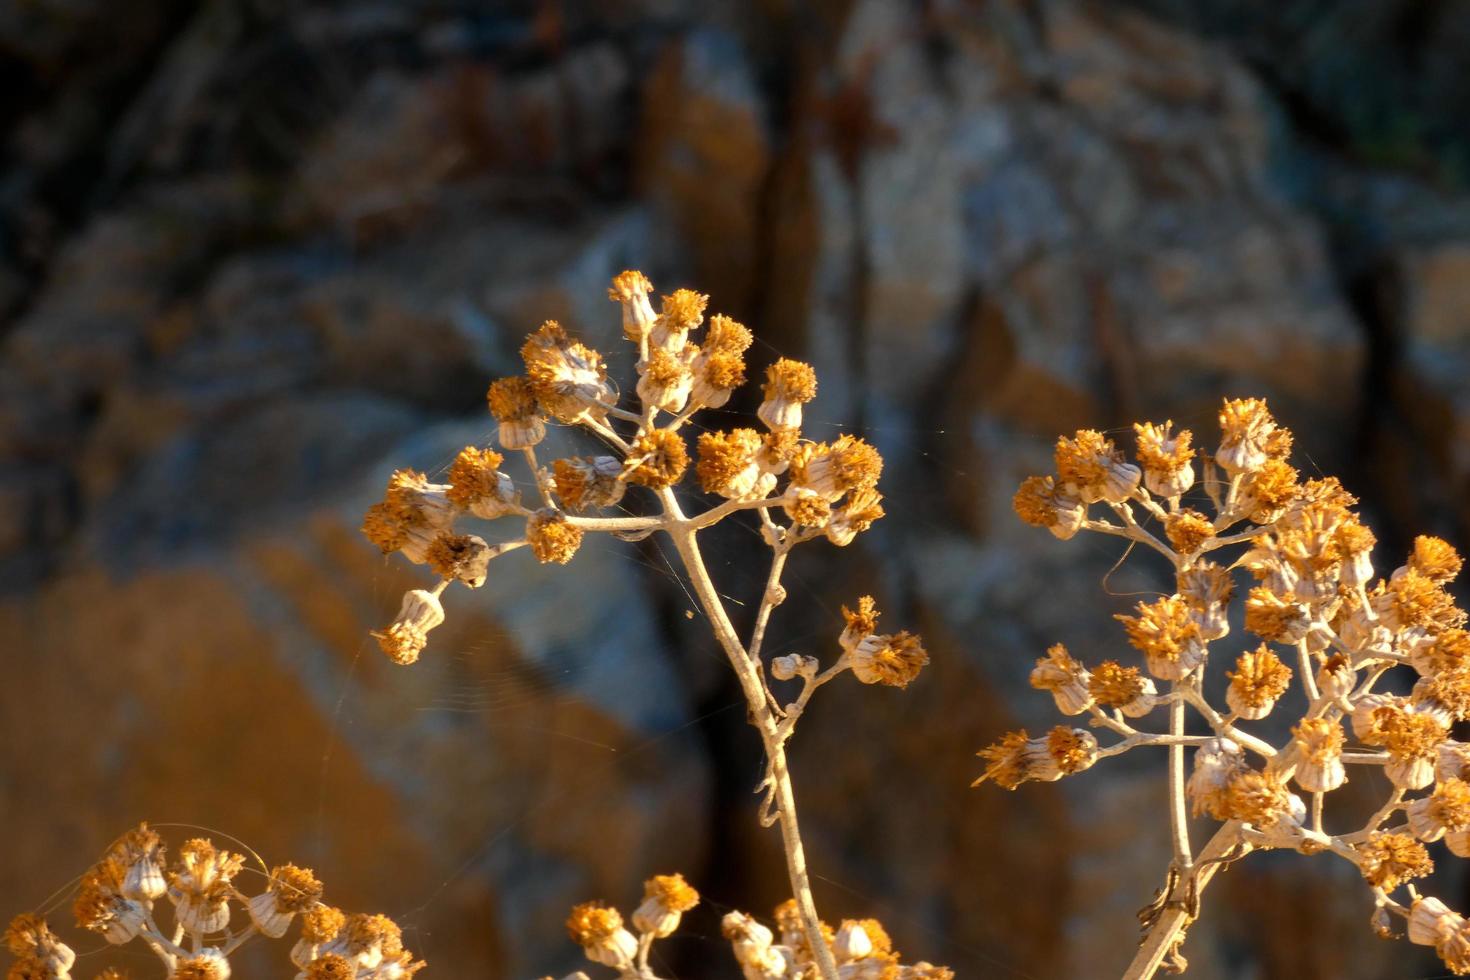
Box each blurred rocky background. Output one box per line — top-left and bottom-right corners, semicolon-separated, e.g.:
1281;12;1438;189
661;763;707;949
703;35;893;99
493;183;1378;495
2;0;1469;976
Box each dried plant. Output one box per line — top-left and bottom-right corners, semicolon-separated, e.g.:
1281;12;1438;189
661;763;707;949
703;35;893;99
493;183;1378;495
3;824;422;979
360;271;944;978
540;872;952;980
982;399;1470;978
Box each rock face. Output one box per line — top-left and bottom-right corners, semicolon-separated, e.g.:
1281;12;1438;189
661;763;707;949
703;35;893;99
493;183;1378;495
2;1;1468;977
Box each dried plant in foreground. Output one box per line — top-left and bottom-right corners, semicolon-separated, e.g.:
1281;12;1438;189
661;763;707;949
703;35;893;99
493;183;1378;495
361;271;941;979
982;399;1470;978
539;873;952;979
3;823;423;979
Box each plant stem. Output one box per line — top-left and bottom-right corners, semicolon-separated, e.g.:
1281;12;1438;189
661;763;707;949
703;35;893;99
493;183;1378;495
1167;693;1191;870
659;491;839;980
1123;823;1245;980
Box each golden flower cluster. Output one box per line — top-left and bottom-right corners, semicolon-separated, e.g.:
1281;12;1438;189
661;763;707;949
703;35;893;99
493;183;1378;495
557;878;953;980
989;396;1470;974
360;272;940;978
359;271;895;667
4;825;421;980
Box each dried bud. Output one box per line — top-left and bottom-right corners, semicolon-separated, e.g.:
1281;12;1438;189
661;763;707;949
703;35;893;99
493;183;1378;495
770;655;818;681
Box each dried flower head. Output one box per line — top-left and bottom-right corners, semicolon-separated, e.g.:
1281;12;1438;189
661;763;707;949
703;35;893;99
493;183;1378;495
565;902;636;969
1412;535;1464;584
1165;509;1215;555
371;588;445;665
1088;660;1157;717
425;532;491;587
1115;596;1204;680
1216;397;1277;474
827;487;885;546
1244;586;1310;643
840;596;881;652
790;435;883;501
303;954;354;980
527;510;583;565
696;429;767;500
1225;645;1291;720
972;727;1098;789
1054;429;1140;504
624;429;688;489
486;376;546;449
521;321;611;423
608;270;656;341
759;358;817;430
633;873;699;939
301;905;346;944
1358;832;1434;890
446;446;517;518
1134;421;1195;497
1030;643;1093;716
552;456;625;511
1012;476;1086;541
850;632;929;688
